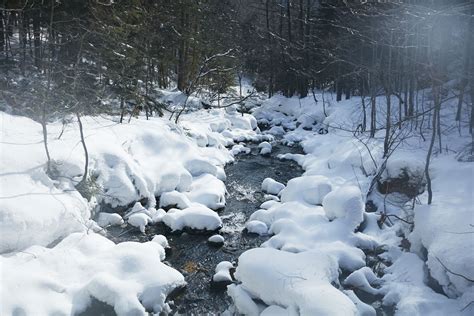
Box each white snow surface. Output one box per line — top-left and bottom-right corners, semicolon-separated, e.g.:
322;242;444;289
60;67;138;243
162;205;222;231
261;177;285;195
229;91;473;315
0;232;185;316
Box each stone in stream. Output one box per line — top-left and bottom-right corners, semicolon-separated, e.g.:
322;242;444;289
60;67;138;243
211;261;236;291
208;234;225;246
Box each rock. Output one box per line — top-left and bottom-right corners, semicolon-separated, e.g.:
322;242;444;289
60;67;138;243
211;261;235;290
261;178;285;195
208;234;225;246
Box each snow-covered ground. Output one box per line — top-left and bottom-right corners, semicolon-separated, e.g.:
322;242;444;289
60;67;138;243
0;101;264;314
227;92;474;315
1;87;472;315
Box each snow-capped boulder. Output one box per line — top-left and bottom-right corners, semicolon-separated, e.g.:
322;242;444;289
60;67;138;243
378;157;426;199
246;220;268;235
162;205;222;232
322;186;364;230
211;261;235;289
96;213;124;227
280;175;332;205
128;213;152;233
208;234;225;246
159;191;191;210
261;178;285;195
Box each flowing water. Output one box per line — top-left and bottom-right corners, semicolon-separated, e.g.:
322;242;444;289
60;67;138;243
90;142;303;315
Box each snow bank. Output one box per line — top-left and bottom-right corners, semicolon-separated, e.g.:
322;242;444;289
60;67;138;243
0;232;185;316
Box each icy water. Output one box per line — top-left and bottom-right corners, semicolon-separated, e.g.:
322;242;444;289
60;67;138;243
93;142;304;315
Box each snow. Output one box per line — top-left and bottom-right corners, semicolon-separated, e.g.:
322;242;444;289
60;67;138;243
151;234;170;249
231;248;358;315
97;213;124;227
261;177;285;195
128;213;151;233
185;173;226;210
0;232;185;316
162;205;222;231
159;190;191;209
208;234;225;245
322;185;365;230
212;261;234;282
280;175;332;205
246;220;268;235
258;141;272;155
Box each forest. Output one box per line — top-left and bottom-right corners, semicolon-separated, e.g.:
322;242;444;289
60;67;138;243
1;0;473;315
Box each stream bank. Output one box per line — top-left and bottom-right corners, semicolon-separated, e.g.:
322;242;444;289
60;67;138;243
101;142;303;315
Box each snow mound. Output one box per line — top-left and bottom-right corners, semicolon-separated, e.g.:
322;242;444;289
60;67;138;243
0;232;185;316
258;141;272;155
230;248;357;315
97;213;124;227
261;178;285;195
128;213;151;233
213;261;234;283
322;185;364;230
246;220;268;235
280;175;332;205
159;190;191;209
185;174;226;210
208;234;225;245
162;205;222;231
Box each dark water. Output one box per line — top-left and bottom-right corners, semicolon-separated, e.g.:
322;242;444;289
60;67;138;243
97;142;303;315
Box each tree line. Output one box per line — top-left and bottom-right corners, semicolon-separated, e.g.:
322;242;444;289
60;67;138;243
1;0;473;202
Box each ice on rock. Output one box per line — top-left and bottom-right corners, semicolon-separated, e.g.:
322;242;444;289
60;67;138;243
261;177;285;195
246;220;268;235
162;205;222;231
280;175;332;205
322;185;364;230
128;213;151;233
97;213;124;227
208;234;225;245
159;190;191;209
260;147;271;155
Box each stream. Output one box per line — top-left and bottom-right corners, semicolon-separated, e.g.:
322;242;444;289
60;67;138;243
87;142;303;315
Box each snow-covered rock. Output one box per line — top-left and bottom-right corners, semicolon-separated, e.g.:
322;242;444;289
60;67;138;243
162;205;222;232
185;174;226;210
159;190;191;209
231;248;358;315
261;177;285;195
96;213;124;227
208;234;225;246
212;261;234;283
280;175;332;205
322;185;364;230
246;220;268;235
258;141;272;155
0;232;185;316
128;213;152;233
